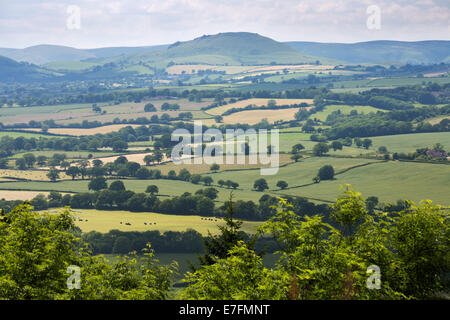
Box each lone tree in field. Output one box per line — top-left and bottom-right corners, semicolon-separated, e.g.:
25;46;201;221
291;153;302;162
291;143;305;154
210;163;220;172
317;165;335;181
276;180;288;190
253;178;269;192
378;146;388;154
145;185;159;195
47;169;60;182
313;142;330;156
362;139;373;150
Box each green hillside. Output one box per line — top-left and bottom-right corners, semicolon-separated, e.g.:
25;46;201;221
285;40;450;64
0;55;59;82
113;32;329;67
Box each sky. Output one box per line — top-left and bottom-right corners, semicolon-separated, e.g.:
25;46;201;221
0;0;449;48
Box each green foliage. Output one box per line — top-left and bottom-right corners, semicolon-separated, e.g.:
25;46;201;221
0;204;177;300
182;188;449;300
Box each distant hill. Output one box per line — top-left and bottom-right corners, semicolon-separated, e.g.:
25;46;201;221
0;55;59;82
285;40;450;64
0;44;168;66
122;32;326;66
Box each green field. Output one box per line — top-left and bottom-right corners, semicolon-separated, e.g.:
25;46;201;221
312;105;385;121
369;132;450;154
280;161;450;205
47;208;262;235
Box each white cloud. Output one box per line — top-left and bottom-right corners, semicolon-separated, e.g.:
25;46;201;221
0;0;448;48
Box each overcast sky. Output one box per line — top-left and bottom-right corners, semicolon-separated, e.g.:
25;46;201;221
0;0;449;48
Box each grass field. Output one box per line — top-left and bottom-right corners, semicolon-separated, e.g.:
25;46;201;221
0;131;58;139
47;208;262;235
280;161;450;205
150;153;294;175
369;132;450;154
312;105;385;121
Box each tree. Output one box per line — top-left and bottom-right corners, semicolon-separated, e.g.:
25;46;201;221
144;155;154;166
92;159;103;167
47;168;60;182
378;146;388;154
114;156;128;165
66;166;80;180
291;143;305;154
15;158;27;170
331;141;343;151
144;103;157;112
317;165;334;180
145;185;159;195
313;142;329;156
196;197;215;216
362;138;373;149
276;180;288;190
253;178;269;192
126;161;141;176
88;177;107;191
196;193;254;266
36;155;47;166
291;154;302;162
190;174;202;184
196;187;218;200
112;140;128;152
210;163;220;172
109;180;126;191
136;167;150;179
0;204;176;299
366;196;379;213
23;153;36;168
201;176;213;186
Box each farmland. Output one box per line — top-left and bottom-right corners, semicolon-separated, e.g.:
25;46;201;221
48;208;261;235
205;98;313;116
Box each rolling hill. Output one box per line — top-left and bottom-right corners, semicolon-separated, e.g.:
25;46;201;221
285;40;450;64
0;55;60;82
119;32;326;67
0;44;168;66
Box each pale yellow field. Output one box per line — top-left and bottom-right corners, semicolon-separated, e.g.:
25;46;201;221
206;98;313;116
46;209;261;235
166;64;254;75
150;153;293;175
0;190;50;201
0;169;69;181
91;152;170;166
427;115;450;125
21;124;141;136
222;108;302;125
243;64;334;74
